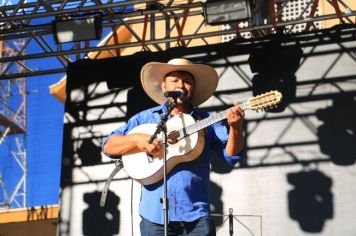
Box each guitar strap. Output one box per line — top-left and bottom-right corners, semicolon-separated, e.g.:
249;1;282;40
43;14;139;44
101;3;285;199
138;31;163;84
100;159;124;207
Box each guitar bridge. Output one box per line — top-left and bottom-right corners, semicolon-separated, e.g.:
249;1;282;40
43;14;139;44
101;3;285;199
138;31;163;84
168;130;181;144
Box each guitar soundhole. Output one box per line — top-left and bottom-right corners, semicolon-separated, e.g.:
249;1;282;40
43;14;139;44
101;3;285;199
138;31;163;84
168;130;180;144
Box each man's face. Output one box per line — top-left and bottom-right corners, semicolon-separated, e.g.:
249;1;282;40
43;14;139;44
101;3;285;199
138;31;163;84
161;71;195;105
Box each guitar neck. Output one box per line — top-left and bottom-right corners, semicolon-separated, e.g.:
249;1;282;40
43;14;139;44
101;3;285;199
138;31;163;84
175;90;282;140
180;101;247;137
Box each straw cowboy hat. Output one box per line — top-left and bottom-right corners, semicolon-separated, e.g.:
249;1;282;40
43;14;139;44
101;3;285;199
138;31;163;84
140;58;219;106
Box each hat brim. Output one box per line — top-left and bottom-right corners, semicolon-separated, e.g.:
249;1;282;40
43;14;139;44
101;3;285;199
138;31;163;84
141;62;218;106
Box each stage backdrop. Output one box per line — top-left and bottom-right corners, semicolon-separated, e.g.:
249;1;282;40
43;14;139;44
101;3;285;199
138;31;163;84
58;25;356;236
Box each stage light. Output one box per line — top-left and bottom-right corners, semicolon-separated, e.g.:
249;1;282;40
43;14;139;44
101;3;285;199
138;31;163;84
52;15;102;44
203;0;251;25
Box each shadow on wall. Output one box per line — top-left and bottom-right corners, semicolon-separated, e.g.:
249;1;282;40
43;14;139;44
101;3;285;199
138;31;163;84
248;43;301;112
77;137;103;166
210;180;223;226
127;86;157;121
210;151;235;174
287;170;333;232
316;95;356;165
83;190;120;236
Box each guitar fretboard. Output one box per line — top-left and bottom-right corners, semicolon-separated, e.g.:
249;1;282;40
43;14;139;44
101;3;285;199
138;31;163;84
178;101;247;139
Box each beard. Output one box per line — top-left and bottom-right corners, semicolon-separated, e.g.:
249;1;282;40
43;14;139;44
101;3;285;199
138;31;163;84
176;90;193;105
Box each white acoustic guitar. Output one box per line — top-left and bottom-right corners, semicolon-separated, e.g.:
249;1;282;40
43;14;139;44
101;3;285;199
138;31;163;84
122;90;282;185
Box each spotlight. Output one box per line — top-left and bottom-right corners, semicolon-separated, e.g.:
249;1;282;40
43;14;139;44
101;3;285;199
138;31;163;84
52;15;102;44
203;0;251;25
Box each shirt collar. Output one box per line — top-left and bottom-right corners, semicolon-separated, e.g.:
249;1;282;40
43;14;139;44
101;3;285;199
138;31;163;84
152;100;198;116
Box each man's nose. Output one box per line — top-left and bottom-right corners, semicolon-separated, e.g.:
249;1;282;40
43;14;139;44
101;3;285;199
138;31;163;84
176;79;184;88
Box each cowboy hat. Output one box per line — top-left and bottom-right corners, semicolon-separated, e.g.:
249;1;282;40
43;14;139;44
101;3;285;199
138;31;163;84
140;58;219;106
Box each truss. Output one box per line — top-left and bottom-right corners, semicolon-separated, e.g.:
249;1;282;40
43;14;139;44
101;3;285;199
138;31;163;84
0;51;27;208
0;0;356;80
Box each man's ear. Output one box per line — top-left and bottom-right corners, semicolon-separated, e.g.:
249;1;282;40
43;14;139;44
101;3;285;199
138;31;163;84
161;80;166;91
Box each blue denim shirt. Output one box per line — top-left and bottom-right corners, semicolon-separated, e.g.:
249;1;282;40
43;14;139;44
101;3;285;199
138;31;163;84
103;103;244;224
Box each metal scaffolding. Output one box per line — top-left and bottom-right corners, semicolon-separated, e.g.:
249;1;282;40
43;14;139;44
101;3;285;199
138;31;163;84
0;0;355;209
0;0;355;80
0;37;27;208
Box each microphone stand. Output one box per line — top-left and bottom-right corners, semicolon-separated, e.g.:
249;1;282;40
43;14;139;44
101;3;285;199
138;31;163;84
149;98;177;236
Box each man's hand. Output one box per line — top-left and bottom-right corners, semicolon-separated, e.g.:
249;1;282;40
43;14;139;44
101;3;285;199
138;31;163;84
225;101;245;156
226;100;245;130
136;134;163;158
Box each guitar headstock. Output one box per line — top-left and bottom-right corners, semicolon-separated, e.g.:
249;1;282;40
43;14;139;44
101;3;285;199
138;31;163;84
246;90;283;111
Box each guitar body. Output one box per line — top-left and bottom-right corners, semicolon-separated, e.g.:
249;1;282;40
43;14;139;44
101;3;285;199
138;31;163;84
122;113;205;185
121;90;283;185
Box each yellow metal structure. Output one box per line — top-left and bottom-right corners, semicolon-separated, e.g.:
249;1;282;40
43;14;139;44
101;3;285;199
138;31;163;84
0;205;58;236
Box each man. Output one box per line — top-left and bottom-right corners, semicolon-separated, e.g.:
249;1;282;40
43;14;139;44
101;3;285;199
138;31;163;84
103;58;245;235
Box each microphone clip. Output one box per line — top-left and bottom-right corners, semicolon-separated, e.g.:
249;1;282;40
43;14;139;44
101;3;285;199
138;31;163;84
163;89;185;99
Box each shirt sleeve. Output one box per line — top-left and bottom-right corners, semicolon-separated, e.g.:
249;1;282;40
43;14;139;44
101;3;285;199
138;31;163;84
102;113;141;158
210;120;246;166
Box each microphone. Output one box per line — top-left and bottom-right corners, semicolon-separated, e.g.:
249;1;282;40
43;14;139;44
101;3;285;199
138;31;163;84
164;89;185;99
